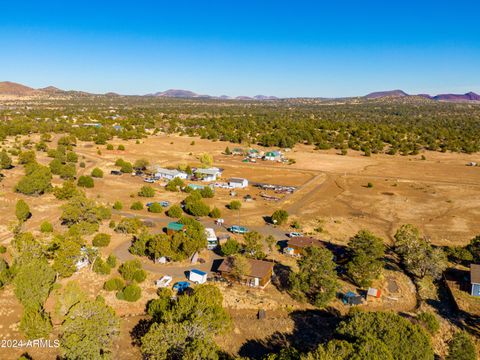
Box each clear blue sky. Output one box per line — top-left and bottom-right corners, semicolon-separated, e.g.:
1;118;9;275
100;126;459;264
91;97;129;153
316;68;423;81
1;1;479;97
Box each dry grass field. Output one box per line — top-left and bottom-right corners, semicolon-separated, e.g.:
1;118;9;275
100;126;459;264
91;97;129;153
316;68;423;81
0;132;479;359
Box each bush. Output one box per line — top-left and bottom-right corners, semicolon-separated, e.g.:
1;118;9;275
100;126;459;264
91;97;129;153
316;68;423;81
115;218;143;234
200;186;214;198
79;161;86;168
417;312;440;335
148;203;163;213
91;167;104;178
271;209;289;225
120;161;133;173
15;163;52;195
116;284;141;302
113;201;123;210
209;207;221;218
40;221;53;233
77;175;94;188
0;245;6;254
103;277;125;291
106;144;114;150
165;178;184;192
92;233;111;247
118;260;146;283
15;199;31;222
130;201;143;210
228;200;241;210
106;254;117;268
367;182;374;188
184;199;210;217
446;331;476;360
166;204;183;218
138;185;155;197
221;238;240;256
117;145;125;151
92;258;111;275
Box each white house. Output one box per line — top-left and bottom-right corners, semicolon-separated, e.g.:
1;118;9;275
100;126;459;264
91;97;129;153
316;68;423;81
263;151;282;161
228;177;249;189
195;167;222;182
152;166;188;180
205;227;218;250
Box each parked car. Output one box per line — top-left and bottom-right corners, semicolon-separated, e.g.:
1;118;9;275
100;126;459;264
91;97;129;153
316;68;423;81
159;201;170;207
287;232;303;238
155;275;172;288
144;178;155;183
229;225;248;234
110;170;122;175
173;281;191;292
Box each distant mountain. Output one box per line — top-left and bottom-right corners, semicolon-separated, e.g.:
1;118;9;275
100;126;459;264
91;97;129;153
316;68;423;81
40;86;64;93
432;92;480;101
253;95;279;100
365;89;480;102
365;90;409;99
0;81;38;96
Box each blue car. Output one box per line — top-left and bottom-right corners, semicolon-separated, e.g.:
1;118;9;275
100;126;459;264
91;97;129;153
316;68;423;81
146;201;170;208
173;281;190;292
229;225;248;234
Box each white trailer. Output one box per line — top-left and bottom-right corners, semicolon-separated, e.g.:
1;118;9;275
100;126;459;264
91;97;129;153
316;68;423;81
189;269;207;284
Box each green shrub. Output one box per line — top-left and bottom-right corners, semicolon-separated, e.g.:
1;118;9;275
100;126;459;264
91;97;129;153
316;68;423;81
77;175;94;188
130;201;143;210
118;260;146;283
106;144;114;150
271;209;289;225
106;254;117;268
115;217;143;234
103;277;125;291
116;284;141;302
0;245;6;254
117;145;125;151
166;205;183;218
138;185;155;197
221;238;240;256
447;331;476;360
92;233;111;247
228;200;241;210
148;203;163;213
417;312;440;334
92;258;111;275
113;201;123;210
40;221;54;233
15;199;31;222
91;167;104;178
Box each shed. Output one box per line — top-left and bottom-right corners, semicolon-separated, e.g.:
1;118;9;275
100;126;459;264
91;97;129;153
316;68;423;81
228;177;249;189
189;269;208;284
166;222;186;235
367;287;382;299
471;264;480;297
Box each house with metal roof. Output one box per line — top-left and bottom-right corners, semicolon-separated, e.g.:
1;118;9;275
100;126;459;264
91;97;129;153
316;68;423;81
217;257;274;288
194;167;222;182
263;151;282;161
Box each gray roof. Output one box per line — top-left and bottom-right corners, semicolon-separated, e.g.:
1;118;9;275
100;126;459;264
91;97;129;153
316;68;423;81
152;166;184;176
195;167;222;175
229;177;247;183
471;264;480;284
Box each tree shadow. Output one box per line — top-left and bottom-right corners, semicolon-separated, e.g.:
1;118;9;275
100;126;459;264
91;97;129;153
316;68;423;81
130;318;153;347
238;308;341;359
272;262;292;292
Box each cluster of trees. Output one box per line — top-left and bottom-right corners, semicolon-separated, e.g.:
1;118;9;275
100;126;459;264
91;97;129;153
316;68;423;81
141;285;231;359
60;195;112;235
130;217;207;261
220;231;276;259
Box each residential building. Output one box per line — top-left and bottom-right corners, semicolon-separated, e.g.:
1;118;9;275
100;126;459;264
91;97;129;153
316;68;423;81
228;177;249;188
217;257;274;288
284;237;325;256
195;167;222;182
151;166;188;180
263;151;282;161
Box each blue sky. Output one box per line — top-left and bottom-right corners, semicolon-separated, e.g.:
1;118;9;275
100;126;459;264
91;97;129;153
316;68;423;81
1;1;479;97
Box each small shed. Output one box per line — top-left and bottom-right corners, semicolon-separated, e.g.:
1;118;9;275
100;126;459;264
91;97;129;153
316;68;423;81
228;177;249;189
367;287;382;299
471;264;480;297
189;269;208;284
166;222;186;235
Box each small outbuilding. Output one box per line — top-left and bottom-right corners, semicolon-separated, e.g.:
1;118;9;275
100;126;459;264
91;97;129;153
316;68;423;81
367;287;382;299
228;177;249;189
471;264;480;297
166;222;186;235
189;269;208;284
